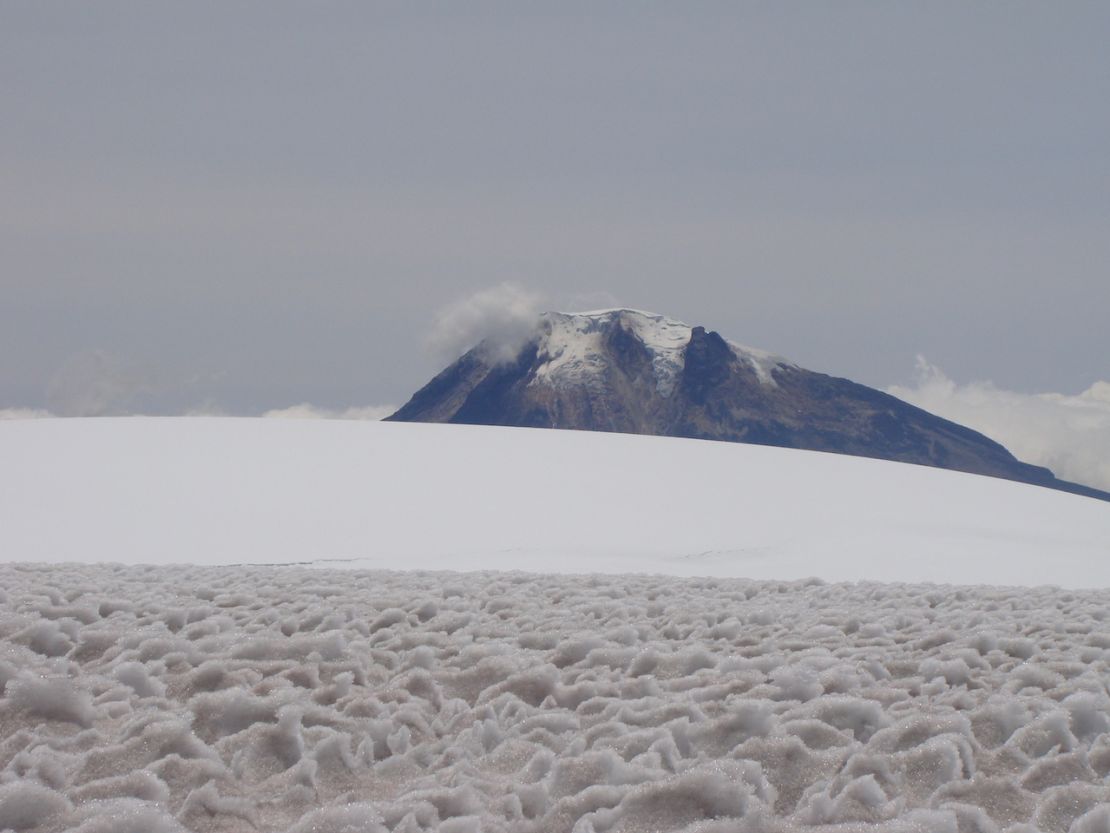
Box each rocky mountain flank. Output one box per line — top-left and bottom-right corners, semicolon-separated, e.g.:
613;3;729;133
388;309;1109;501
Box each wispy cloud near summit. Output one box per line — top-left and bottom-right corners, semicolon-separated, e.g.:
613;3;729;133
888;358;1110;492
428;283;546;364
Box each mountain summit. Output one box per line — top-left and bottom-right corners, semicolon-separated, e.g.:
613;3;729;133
388;309;1108;501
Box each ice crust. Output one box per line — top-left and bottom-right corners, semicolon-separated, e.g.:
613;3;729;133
2;563;1109;832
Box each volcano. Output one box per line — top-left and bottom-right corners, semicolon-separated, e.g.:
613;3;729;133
388;308;1108;501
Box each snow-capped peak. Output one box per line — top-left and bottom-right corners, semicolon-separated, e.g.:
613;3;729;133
533;309;692;396
531;308;791;394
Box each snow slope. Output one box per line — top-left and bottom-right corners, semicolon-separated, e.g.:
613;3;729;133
2;418;1108;588
4;419;1110;833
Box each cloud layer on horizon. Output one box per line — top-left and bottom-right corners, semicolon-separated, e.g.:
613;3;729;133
0;405;396;421
0;408;53;420
259;404;396;420
888;358;1110;492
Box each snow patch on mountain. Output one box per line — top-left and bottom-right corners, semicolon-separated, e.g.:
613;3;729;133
531;309;791;396
531;312;618;392
532;310;691;396
726;338;794;386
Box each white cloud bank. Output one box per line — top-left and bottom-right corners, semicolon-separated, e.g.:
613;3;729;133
0;405;396;420
260;404;396;420
888;357;1110;492
428;282;545;364
46;349;157;416
0;408;54;420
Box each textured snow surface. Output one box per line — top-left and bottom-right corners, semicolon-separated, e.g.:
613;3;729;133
2;564;1110;832
3;418;1110;588
532;309;790;395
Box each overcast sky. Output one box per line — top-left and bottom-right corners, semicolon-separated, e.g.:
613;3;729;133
3;2;1108;419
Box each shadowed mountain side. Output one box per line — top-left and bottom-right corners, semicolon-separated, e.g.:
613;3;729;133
389;310;1110;502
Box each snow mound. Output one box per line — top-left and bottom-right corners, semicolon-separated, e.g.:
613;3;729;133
2;418;1109;588
2;564;1109;832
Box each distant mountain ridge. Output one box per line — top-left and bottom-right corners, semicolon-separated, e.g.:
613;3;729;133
388;309;1109;502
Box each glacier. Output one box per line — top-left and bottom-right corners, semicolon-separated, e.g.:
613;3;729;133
1;417;1109;831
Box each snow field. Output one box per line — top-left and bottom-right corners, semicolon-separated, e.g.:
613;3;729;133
2;564;1110;832
4;418;1110;588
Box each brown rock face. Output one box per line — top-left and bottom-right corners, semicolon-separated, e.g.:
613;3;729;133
388;310;1108;502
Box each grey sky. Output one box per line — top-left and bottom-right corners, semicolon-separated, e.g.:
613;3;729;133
3;2;1108;416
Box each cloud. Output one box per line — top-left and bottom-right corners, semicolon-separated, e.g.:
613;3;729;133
0;408;54;420
45;350;158;417
428;283;545;364
261;404;396;420
0;402;397;421
887;357;1110;492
